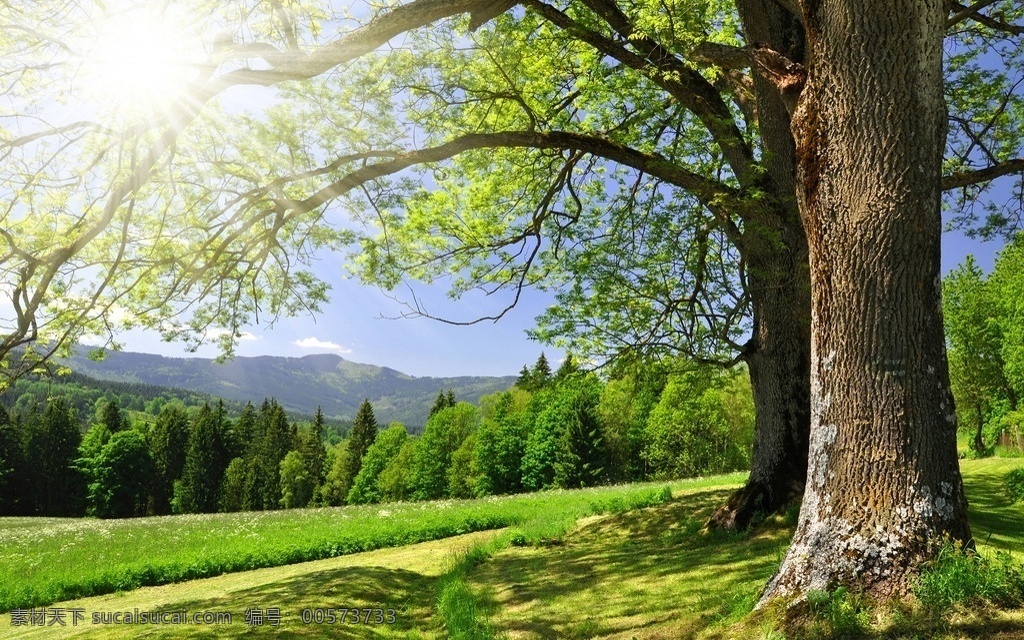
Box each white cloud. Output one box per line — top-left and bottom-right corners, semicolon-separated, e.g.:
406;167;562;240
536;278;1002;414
294;337;352;354
79;334;107;347
206;328;258;342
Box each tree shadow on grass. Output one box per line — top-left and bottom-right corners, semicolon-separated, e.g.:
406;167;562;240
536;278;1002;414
125;565;442;639
470;487;792;640
962;464;1024;554
946;616;1024;639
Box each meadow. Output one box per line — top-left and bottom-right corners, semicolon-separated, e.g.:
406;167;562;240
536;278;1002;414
1;462;1022;638
0;478;720;613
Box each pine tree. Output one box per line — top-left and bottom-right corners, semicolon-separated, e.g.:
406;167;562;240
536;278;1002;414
148;404;190;515
234;403;258;457
340;399;378;501
302;406;327;490
173;403;229;513
244;399;293;510
516;365;532;389
553;378;606;489
430;390;457;417
100;398;128;434
533;353;552;389
0;405;27;515
27;398;85;516
429;390;449;418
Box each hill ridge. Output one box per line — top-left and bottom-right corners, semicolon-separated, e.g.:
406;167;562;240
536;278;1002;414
60;349;516;427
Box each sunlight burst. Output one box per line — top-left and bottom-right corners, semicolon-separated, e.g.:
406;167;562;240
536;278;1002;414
77;4;206;117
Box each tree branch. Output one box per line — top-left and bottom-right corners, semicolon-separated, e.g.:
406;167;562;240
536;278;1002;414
946;0;1023;34
289;131;748;226
942;158;1024;190
522;0;758;188
208;0;521;87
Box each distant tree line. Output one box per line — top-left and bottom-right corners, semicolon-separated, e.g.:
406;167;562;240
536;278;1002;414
944;234;1024;456
340;354;755;505
0;394;336;518
4;372;235;424
0;353;755;518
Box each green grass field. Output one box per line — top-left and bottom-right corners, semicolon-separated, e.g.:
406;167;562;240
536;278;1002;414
463;458;1024;639
0;479;702;613
0;462;1021;639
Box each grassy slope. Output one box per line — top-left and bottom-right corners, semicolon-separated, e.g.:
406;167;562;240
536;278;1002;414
466;457;1024;640
466;482;784;639
1;461;1020;638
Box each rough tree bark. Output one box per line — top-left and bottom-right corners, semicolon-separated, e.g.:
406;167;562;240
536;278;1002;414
709;0;812;531
712;224;812;530
759;0;972;602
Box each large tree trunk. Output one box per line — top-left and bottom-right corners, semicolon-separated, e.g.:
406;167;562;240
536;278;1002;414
760;0;971;602
709;0;812;531
710;224;811;531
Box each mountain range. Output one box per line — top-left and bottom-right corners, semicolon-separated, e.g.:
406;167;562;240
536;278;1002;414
60;350;517;428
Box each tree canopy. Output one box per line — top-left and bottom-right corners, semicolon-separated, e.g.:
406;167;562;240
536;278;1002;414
1;0;1017;379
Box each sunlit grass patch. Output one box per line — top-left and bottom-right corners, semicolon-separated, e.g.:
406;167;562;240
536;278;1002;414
454;459;1024;640
0;531;497;639
459;483;785;639
0;479;693;612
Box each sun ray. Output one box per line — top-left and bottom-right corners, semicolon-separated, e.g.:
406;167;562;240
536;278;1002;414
75;2;207;120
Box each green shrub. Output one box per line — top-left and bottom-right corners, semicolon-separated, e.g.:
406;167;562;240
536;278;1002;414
1004;468;1024;502
507;529;528;547
915;541;1024;612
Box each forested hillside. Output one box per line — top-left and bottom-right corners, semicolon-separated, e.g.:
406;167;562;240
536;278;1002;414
61;350;515;427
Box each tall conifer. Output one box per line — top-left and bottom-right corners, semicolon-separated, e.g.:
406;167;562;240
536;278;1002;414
339;399;378;501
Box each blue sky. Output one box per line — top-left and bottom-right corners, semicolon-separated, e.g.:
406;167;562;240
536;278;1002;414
120;248;566;378
116;223;1004;379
